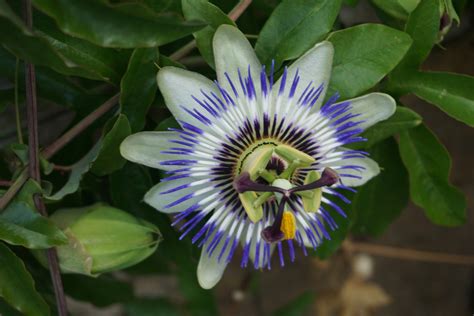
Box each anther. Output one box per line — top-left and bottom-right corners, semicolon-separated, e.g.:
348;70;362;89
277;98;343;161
261;197;287;243
234;172;286;195
290;168;339;194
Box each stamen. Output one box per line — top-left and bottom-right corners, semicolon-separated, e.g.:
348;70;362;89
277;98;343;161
261;197;287;243
233;172;286;195
290;168;339;194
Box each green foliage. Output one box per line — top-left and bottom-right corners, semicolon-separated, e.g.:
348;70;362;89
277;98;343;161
351;138;409;236
46;142;102;201
327;24;412;99
359;106;422;148
91;114;132;176
31;0;206;48
391;71;474;126
396;0;440;69
255;0;342;69
0;242;50;316
120;48;160;132
0;201;67;249
399;125;466;225
182;0;235;68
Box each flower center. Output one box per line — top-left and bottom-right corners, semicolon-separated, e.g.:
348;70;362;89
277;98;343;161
233;141;340;243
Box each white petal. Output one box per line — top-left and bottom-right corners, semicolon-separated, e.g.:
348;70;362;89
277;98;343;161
213;25;262;95
336;156;380;187
120;131;181;171
335;93;396;131
144;177;207;213
276;41;334;109
197;233;230;289
157;66;219;130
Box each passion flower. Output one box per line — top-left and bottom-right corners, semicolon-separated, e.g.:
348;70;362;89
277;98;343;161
120;25;395;289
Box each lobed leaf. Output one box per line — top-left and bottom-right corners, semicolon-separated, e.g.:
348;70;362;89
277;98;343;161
399;124;466;226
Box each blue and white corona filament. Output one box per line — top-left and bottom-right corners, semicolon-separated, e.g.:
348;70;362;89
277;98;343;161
120;25;395;289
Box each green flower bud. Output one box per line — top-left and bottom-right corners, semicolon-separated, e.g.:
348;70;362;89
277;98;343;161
35;204;161;276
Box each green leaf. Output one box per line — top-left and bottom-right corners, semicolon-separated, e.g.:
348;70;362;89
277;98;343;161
396;0;439;69
0;0;107;80
63;274;134;307
272;292;315;316
0;298;23;316
391;71;474;126
35;13;129;83
32;0;206;48
120;48;159;132
124;298;179;316
399;124;466;226
12;179;44;208
360;106;422;148
370;0;412;20
255;0;342;69
182;0;235;68
351;138;409;236
0;202;67;249
0;242;50;316
91;114;132;176
0;47;102;110
155;116;180;131
327;24;412;99
46;141;102;201
110;163;153;213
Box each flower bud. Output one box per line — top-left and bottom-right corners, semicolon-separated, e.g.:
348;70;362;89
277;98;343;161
35;204;161;276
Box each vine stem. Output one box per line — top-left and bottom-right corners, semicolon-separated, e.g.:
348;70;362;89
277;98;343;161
14;58;23;144
23;1;67;314
344;240;474;266
41;93;119;159
0;93;120;211
169;0;253;61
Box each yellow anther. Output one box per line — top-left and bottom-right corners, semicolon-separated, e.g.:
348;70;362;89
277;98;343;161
280;211;296;240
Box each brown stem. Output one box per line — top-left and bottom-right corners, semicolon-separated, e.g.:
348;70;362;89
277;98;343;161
344;240;474;266
52;164;73;172
42;93;119;159
0;180;13;187
0;93;120;211
168;0;253;61
169;40;197;61
228;0;252;21
23;1;67;314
